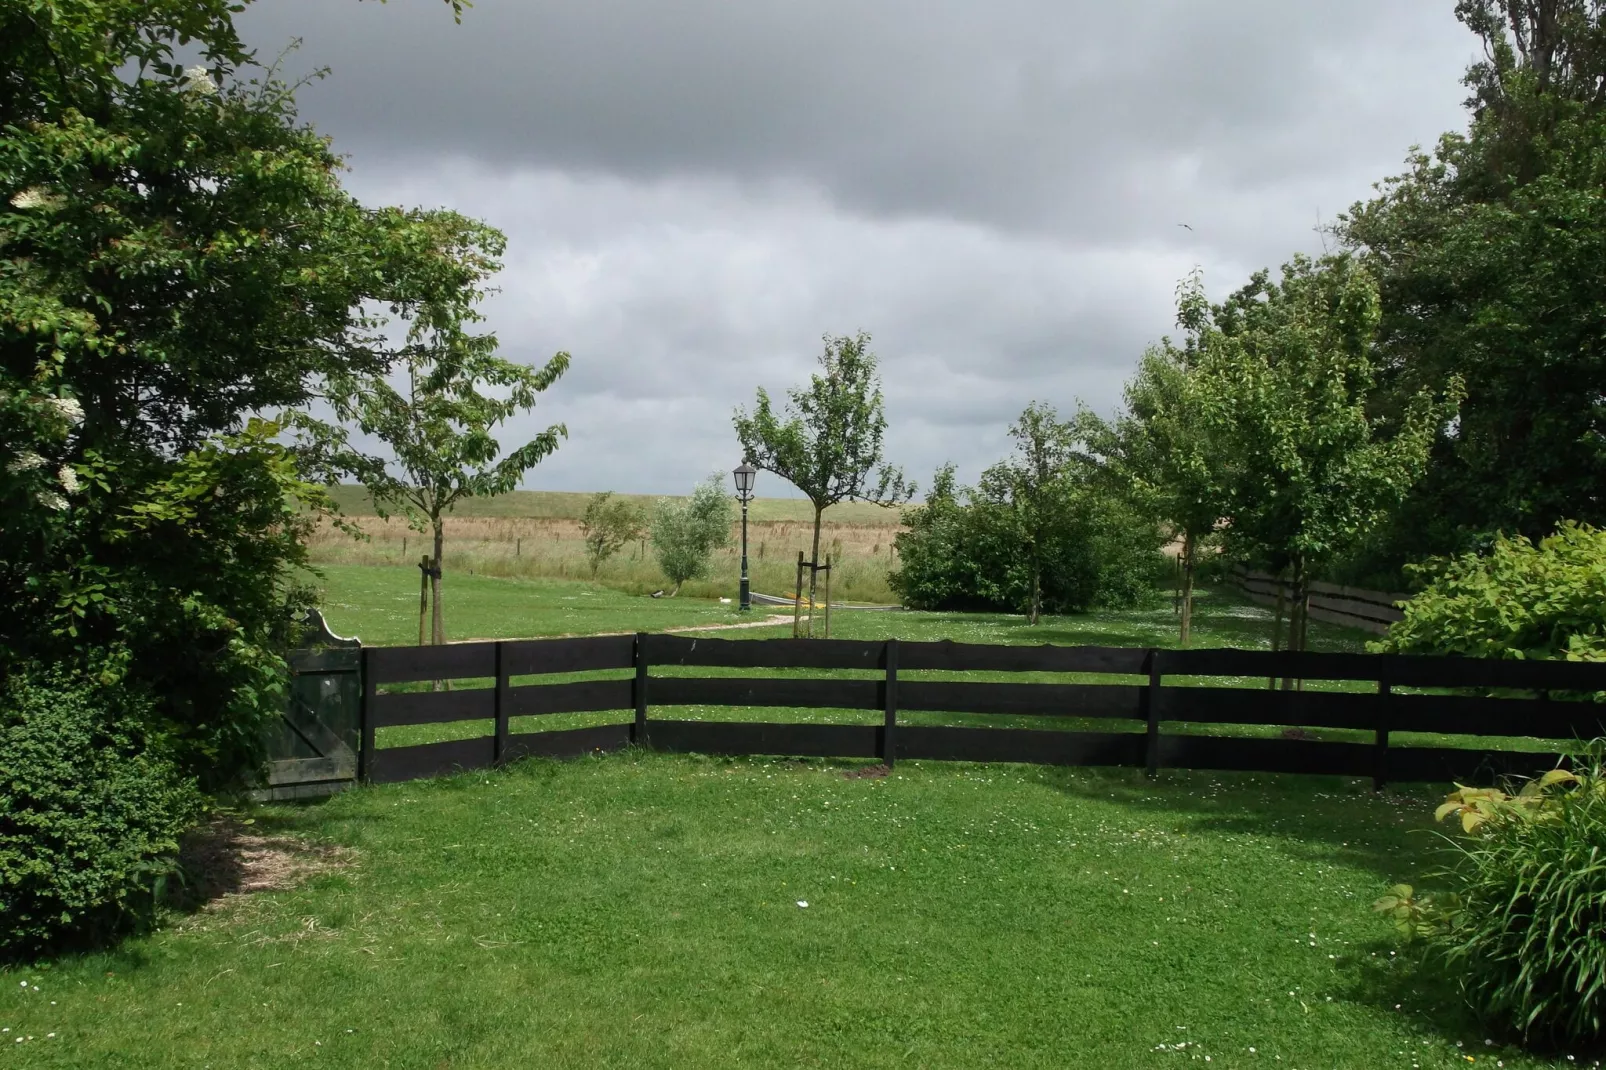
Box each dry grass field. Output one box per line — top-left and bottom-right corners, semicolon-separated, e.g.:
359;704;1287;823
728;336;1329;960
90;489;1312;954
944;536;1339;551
310;488;908;604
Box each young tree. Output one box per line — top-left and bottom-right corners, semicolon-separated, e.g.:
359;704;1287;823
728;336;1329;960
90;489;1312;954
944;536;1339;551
733;331;913;608
651;476;734;595
1197;254;1460;652
580;492;648;576
328;231;570;645
1075;273;1228;645
986;402;1079;625
0;0;473;789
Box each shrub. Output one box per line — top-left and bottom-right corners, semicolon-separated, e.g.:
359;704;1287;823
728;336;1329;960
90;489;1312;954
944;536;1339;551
1375;750;1606;1048
651;476;734;595
1376;521;1606;662
890;466;1165;614
0;671;202;957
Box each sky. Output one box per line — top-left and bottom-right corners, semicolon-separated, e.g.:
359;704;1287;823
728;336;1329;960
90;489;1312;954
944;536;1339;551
237;0;1480;500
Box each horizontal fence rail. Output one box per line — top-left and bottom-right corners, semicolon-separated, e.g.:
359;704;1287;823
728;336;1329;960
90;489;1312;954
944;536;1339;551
356;635;1606;788
1229;567;1410;635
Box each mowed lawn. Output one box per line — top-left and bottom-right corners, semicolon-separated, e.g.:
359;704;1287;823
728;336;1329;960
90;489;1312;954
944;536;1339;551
4;569;1593;1068
5;752;1585;1070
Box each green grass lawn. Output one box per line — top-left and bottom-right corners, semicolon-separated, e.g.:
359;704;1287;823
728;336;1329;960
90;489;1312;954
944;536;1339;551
309;564;754;645
3;753;1592;1069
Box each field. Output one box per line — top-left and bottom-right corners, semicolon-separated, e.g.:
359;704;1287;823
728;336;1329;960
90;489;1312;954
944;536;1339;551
310;486;907;605
6;570;1594;1069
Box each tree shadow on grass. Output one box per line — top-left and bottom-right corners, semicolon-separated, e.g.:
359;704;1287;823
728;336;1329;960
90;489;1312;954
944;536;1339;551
1035;763;1445;885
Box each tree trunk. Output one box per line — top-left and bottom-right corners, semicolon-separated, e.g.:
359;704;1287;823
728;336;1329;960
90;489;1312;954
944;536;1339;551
808;503;825;609
418;552;429;647
1283;557;1308;691
1179;531;1196;647
431;517;445;646
1029;564;1042;626
1269;572;1285;690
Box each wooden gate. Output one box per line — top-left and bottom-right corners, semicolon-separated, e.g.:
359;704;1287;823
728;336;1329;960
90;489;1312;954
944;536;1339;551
254;609;361;802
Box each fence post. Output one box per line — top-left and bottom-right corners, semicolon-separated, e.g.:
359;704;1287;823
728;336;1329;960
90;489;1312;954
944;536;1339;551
634;632;649;745
358;647;375;784
494;641;510;766
793;552;805;638
882;638;899;768
1145;649;1163;777
1373;675;1392;792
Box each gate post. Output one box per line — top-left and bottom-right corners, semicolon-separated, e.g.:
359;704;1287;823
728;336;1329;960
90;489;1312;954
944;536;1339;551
358;646;375;784
494;641;510;766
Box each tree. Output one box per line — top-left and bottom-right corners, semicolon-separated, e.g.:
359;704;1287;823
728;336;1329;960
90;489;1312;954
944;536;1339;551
0;0;472;789
651;476;733;595
987;402;1079;625
580;492;648;576
1075;272;1228;645
1196;254;1459;652
327;246;570;645
733;331;913;608
1336;0;1606;570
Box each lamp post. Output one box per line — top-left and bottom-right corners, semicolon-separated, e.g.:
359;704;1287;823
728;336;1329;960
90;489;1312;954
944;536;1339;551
733;462;756;611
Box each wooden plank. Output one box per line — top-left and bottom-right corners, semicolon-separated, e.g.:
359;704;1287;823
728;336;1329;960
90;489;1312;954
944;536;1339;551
263;756;354;786
648;720;880;759
883;638;898;767
645;634;885;670
898;641;1149;675
369;687;494;728
634;633;648;744
897;726;1146;767
1156;686;1380;731
1160;647;1385;683
359;648;376;783
1158;735;1374;778
650;676;882;710
1386;746;1571;786
503;723;633;762
1380;656;1606;692
502;635;636;676
367;642;497;684
895;680;1142;718
1385;694;1606;739
506;679;636;717
287;647;361;674
1146;652;1161;775
369;736;495;784
494;643;510;765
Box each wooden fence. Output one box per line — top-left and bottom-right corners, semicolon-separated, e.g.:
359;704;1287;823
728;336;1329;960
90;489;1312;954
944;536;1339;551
1229;566;1410;635
357;635;1606;789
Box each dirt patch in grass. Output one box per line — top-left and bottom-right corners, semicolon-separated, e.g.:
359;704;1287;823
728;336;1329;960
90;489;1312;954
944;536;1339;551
844;764;891;779
176;817;354;909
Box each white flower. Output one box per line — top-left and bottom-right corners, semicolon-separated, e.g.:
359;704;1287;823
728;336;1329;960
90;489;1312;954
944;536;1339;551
6;451;46;473
37;490;68;511
8;187;58;211
57;465;78;493
796;900;808;908
183;65;217;96
49;396;84;426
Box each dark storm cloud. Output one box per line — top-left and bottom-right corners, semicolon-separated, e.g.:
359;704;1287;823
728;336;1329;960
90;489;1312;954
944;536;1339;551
234;1;1479;494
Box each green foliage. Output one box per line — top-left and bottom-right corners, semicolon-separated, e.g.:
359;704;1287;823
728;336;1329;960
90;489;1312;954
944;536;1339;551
733;331;913;600
651;476;734;594
1338;2;1606;565
1375;521;1606;663
580;492;649;577
890;462;1164;616
0;0;477;786
0;670;202;958
1192;254;1458;649
1377;755;1606;1048
1075;272;1230;643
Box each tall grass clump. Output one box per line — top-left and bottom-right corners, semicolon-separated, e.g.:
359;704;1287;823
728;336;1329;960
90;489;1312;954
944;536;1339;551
1378;744;1606;1049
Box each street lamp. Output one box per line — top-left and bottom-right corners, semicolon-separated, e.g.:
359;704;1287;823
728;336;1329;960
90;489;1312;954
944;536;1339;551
733;462;757;611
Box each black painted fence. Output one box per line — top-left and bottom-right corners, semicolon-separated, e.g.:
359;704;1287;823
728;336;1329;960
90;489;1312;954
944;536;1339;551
357;635;1606;788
